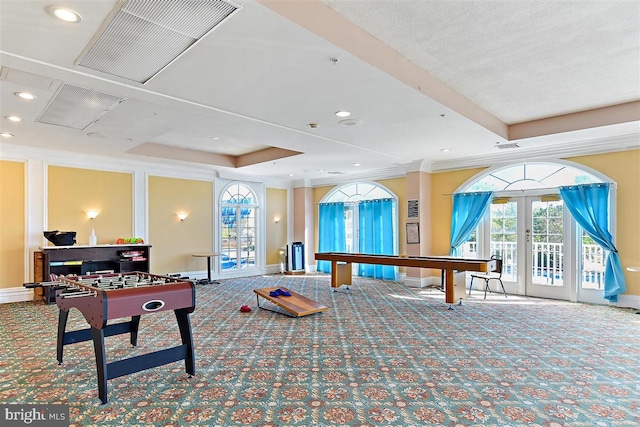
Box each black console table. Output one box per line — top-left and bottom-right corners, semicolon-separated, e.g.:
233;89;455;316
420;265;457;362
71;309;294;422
36;245;151;303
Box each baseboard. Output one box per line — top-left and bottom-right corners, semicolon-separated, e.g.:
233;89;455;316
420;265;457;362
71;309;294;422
0;287;34;304
265;264;283;275
614;293;640;310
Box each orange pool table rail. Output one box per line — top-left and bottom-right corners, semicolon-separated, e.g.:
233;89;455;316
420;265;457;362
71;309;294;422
314;252;497;305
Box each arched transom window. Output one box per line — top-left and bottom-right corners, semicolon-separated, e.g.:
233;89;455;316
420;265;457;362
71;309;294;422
323;182;395;203
464;163;603;192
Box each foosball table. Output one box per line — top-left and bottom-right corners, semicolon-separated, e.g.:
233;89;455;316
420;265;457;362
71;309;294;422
25;272;196;404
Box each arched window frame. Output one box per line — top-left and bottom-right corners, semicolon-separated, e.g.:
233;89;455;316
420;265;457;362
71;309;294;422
320;181;399;257
216;180;265;276
454;160;618;301
459;160;610;194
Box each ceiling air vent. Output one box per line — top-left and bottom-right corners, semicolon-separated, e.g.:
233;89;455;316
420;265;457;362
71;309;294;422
495;143;520;150
37;84;124;130
77;0;238;83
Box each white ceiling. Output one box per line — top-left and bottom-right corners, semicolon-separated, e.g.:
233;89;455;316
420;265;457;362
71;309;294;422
1;0;638;185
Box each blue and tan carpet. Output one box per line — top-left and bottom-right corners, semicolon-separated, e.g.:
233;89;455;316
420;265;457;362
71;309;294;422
1;274;639;426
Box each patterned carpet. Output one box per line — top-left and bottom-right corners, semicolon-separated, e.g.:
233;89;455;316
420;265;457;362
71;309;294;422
1;274;639;427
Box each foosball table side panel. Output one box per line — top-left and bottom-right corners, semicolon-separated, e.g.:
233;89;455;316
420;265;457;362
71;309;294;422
105;282;196;321
56;291;107;329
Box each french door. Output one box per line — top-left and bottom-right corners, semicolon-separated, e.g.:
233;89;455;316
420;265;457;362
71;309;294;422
479;196;571;299
483;196;606;303
524;197;571;300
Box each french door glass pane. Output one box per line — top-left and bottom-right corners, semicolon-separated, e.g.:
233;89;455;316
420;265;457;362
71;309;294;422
460;229;477;257
221;215;237;270
490;202;517;281
240;209;256;268
345;206;355;253
581;229;605;290
531;201;564;286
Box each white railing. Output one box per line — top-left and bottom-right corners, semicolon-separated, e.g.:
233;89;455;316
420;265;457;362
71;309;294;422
581;244;605;290
461;242;604;289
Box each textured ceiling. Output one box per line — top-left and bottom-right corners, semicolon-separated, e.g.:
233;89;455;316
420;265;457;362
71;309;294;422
0;0;638;183
320;0;640;124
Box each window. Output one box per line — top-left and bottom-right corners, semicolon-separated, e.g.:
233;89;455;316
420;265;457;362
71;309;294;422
464;163;601;192
323;182;394;203
319;182;398;279
220;183;257;271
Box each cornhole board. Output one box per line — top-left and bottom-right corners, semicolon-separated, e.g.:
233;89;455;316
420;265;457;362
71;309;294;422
254;287;328;317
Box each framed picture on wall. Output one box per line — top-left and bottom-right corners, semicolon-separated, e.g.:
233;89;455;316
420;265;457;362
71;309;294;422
408;199;419;218
406;222;420;244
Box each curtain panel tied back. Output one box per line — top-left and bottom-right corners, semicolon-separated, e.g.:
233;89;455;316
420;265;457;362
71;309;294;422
559;183;626;302
449;192;494;256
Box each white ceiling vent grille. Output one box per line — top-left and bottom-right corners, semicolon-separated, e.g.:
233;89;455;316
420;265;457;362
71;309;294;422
496;143;521;150
77;0;238;83
37;84;124;130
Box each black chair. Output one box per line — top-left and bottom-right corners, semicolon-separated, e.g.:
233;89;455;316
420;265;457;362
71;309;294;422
469;255;506;299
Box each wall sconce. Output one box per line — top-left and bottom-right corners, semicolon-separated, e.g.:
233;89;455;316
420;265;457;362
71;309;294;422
86;210;99;220
177;213;188;221
273;216;281;224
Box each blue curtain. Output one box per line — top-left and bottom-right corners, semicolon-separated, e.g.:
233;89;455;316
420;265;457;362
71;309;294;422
449;192;494;256
317;202;346;273
358;199;397;280
559;183;626;302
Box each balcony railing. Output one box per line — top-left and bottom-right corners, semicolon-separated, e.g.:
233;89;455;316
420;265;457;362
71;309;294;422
461;242;605;289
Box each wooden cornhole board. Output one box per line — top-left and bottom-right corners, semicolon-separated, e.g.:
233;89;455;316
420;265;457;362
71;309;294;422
254;287;328;317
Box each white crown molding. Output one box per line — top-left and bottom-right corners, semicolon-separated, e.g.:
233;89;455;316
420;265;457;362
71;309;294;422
4;131;638;188
430;132;640;172
309;165;406;187
0;142;294;187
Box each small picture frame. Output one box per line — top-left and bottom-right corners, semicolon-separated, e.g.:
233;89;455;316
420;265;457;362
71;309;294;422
406;222;420;244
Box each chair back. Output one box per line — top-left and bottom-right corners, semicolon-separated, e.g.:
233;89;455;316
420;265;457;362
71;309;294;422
491;254;503;276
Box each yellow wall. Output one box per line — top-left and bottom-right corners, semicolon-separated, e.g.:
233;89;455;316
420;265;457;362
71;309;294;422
48;166;133;245
569;150;640;296
148;176;213;274
0;160;25;288
265;188;287;265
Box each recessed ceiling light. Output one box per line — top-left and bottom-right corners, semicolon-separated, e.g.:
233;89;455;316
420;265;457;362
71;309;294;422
288;174;294;177
46;5;82;23
335;111;351;118
440;148;451;152
15;92;36;100
0;132;15;138
5;116;23;122
353;163;361;167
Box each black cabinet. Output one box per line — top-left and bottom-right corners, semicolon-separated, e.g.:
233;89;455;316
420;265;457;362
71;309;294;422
39;244;151;281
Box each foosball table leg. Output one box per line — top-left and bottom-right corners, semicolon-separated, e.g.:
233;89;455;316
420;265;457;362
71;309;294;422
56;309;69;364
91;327;109;404
174;308;195;377
130;315;141;347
